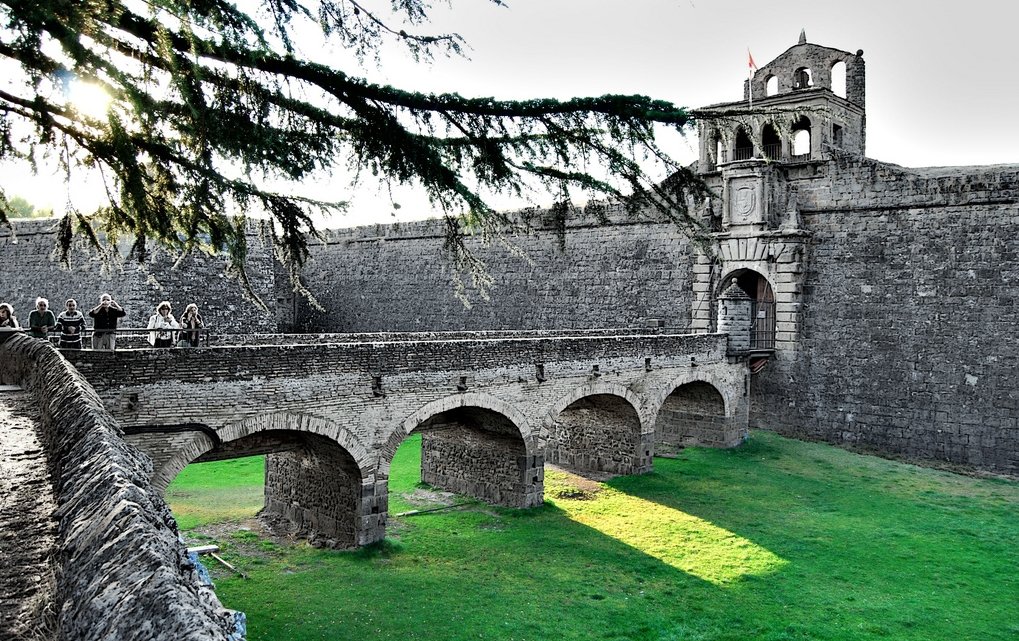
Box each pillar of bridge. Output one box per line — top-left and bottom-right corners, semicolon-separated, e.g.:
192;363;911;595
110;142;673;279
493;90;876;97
547;393;650;475
419;408;542;508
655;381;738;452
262;432;383;547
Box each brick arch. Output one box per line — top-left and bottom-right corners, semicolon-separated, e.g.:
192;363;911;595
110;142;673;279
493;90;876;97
219;412;374;476
152;412;373;493
541;381;648;438
647;372;734;422
542;382;651;475
378;392;533;478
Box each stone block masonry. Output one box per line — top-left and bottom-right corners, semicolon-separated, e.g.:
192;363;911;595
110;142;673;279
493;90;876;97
755;161;1019;474
263;434;364;547
290;206;696;333
0;334;239;641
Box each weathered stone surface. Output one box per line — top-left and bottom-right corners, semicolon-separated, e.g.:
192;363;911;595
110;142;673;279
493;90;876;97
0;335;238;641
753;164;1019;473
0;388;56;640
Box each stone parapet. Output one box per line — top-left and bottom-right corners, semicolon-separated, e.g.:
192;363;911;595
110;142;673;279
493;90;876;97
0;334;239;641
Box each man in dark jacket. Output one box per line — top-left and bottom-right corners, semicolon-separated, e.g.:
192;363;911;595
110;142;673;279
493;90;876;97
88;293;126;350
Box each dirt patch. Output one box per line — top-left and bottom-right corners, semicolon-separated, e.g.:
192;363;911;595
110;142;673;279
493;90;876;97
185;516;301;556
400;487;458;509
544;465;606;501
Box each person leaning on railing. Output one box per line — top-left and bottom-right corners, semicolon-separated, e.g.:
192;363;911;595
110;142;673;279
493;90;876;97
89;293;126;351
55;299;86;349
28;297;56;339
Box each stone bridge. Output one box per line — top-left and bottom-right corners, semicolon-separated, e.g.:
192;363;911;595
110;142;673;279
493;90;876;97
64;330;749;547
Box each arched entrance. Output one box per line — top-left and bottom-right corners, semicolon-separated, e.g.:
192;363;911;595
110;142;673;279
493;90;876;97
720;269;776;350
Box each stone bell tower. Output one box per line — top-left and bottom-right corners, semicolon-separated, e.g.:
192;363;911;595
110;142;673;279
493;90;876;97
689;31;866;356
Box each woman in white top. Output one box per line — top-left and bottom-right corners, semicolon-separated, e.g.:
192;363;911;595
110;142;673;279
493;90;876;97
147;301;180;348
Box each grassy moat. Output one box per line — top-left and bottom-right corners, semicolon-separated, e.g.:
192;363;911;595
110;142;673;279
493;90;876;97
166;432;1019;641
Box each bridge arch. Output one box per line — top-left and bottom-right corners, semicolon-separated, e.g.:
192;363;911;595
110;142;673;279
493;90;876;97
155;412;375;492
543;382;652;475
650;373;745;452
218;412;375;476
161;412;383;548
380;392;542;509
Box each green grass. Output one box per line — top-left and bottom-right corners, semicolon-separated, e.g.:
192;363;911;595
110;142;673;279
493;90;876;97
166;432;1019;641
165;456;265;530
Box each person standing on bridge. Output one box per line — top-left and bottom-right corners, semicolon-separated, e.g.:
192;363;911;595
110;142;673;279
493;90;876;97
178;303;203;347
89;293;126;351
147;301;179;348
0;303;19;328
55;299;87;349
27;297;56;340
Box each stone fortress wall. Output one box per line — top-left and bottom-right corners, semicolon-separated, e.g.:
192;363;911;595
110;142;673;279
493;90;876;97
3;160;1018;477
290;204;695;333
288;163;1019;475
0;218;279;336
763;160;1019;472
0;334;239;641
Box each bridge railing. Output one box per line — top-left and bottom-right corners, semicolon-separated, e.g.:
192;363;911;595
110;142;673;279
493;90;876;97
207;326;703;347
41;326;214;349
41;326;706;350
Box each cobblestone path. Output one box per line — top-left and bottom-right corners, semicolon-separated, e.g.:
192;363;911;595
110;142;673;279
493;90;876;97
0;387;57;640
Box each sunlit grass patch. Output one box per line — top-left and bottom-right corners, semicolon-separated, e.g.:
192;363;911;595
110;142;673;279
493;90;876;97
550;481;786;585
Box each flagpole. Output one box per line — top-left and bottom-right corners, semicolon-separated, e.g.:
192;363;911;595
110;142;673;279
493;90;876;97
747;48;757;109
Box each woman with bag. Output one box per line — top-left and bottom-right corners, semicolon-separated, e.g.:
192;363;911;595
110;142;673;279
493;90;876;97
147;301;180;348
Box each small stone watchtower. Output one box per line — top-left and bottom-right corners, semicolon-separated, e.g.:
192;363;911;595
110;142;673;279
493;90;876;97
689;31;865;357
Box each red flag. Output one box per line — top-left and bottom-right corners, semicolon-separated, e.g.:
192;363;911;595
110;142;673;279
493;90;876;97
748;49;758;76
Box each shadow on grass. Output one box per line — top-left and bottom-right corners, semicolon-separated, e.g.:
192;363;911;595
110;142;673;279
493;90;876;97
177;432;1019;641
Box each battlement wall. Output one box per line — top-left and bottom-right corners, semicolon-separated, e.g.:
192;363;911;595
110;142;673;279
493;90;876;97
0;334;238;641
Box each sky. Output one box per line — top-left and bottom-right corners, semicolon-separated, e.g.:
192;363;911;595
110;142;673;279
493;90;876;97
5;0;1019;228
